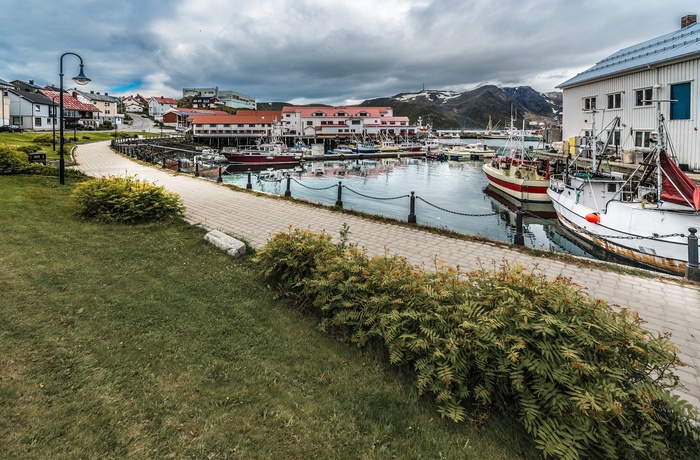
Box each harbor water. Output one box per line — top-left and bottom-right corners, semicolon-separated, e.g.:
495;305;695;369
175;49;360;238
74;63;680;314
219;152;597;261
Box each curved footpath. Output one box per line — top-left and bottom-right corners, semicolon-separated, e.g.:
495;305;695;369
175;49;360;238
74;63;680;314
74;141;700;409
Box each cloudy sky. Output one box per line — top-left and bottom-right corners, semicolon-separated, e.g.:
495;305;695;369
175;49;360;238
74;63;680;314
0;0;694;105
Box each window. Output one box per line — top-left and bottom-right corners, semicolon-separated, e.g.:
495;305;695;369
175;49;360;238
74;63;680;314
105;102;110;107
35;104;41;112
306;121;313;126
35;118;42;126
634;130;652;148
635;88;653;106
670;82;691;120
607;93;621;109
583;96;597;110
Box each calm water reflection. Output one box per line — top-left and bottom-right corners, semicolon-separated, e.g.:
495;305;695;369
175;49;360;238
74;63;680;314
221;157;597;260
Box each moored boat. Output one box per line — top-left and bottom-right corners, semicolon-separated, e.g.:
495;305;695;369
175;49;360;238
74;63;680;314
221;141;302;166
482;120;550;202
547;108;700;275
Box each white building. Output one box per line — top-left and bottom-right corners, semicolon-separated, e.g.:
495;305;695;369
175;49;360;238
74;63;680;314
4;89;56;131
148;96;178;119
558;14;700;171
281;106;415;138
182;87;256;110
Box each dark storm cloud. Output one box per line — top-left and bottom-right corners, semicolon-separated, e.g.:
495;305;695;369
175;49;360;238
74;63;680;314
0;0;694;104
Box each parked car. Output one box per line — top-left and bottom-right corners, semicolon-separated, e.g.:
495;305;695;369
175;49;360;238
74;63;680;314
0;125;22;132
175;126;189;132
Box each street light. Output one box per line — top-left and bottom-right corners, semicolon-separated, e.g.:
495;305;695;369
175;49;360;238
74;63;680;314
59;52;90;185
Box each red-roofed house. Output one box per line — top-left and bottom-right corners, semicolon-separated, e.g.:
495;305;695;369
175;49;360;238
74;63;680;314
162;108;229;127
41;89;101;128
148;96;178;119
188;111;283;138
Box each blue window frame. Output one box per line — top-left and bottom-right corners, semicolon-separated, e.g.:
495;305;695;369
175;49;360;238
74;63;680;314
670;82;691;120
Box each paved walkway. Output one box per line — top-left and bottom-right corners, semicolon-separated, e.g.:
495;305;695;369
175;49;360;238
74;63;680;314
73;141;700;409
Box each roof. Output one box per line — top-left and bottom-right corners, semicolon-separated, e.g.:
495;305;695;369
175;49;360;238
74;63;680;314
41;90;101;112
74;90;119;103
7;89;55;105
174;108;229;116
150;97;178;105
281;106;389;117
559;20;700;88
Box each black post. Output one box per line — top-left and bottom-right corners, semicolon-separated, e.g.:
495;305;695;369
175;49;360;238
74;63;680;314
408;191;417;223
195;160;200;177
335;182;343;207
686;227;700;282
514;206;525;246
246;170;252;189
177;159;182;172
217;166;223;183
162;157;166;169
284;173;292;197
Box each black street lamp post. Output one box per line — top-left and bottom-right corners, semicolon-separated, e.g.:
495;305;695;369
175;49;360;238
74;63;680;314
59;52;90;185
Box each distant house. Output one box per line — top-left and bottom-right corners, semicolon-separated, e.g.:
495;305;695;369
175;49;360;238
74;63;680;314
0;78;13;126
4;88;56;131
148;96;178;119
188;110;282;138
182;87;256;110
121;95;145;113
162;107;229;128
41;89;101;129
558;14;700;169
10;79;44;93
73;89;123;125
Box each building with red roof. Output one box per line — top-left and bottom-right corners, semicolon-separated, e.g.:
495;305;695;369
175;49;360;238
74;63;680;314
280;106;414;138
148;96;178;119
41;89;101;128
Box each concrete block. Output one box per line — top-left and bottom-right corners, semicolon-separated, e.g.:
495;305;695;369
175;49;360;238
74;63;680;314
204;229;246;257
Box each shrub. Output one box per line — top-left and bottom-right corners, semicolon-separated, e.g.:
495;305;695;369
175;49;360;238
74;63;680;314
71;176;184;223
255;228;700;460
32;134;54;145
0;144;31;174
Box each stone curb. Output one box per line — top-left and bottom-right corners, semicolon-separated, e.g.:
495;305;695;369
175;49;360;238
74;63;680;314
204;229;246;257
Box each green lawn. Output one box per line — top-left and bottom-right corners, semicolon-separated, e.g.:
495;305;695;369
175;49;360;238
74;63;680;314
0;175;539;459
0;131;146;161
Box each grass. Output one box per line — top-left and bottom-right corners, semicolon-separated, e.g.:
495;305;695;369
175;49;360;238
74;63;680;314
0;175;540;459
0;131;149;162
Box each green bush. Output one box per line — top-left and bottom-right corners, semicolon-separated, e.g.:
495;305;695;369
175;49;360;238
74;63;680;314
0;144;31;174
32;134;54;145
71;175;184;223
255;228;700;460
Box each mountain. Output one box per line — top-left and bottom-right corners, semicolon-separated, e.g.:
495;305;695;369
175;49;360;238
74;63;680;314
359;85;562;130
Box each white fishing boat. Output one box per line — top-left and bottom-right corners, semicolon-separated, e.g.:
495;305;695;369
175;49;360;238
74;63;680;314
481;120;550;202
547;106;700;275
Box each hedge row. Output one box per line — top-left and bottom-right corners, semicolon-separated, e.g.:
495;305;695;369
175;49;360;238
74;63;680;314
255;227;700;460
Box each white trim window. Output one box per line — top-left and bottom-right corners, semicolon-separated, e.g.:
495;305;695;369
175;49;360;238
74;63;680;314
583;96;597;110
634;130;652;148
635;88;653;107
607;92;622;109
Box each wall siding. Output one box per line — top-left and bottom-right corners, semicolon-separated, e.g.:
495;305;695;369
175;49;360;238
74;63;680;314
562;58;699;169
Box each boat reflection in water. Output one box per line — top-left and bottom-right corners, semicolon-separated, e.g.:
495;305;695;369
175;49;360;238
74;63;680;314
218;157;625;265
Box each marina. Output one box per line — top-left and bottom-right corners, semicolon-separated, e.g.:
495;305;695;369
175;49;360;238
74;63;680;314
219;154;601;262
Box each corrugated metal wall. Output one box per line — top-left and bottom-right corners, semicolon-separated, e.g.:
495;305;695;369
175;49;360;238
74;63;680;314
562;58;699;170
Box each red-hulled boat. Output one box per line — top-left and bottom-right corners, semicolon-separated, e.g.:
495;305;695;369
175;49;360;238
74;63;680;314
221;142;302;166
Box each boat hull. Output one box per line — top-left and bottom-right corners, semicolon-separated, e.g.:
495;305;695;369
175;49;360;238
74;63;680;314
222;153;301;166
482;162;550;202
547;186;698;274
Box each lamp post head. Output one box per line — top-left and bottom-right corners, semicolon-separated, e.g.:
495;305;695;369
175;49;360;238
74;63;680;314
72;64;91;85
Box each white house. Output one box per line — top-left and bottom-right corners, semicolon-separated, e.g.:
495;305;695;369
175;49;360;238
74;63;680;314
4;89;57;131
558;14;700;171
148;96;178;119
0;78;12;126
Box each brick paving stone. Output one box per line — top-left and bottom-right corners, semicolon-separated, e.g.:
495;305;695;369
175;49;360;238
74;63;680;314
74;141;700;409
